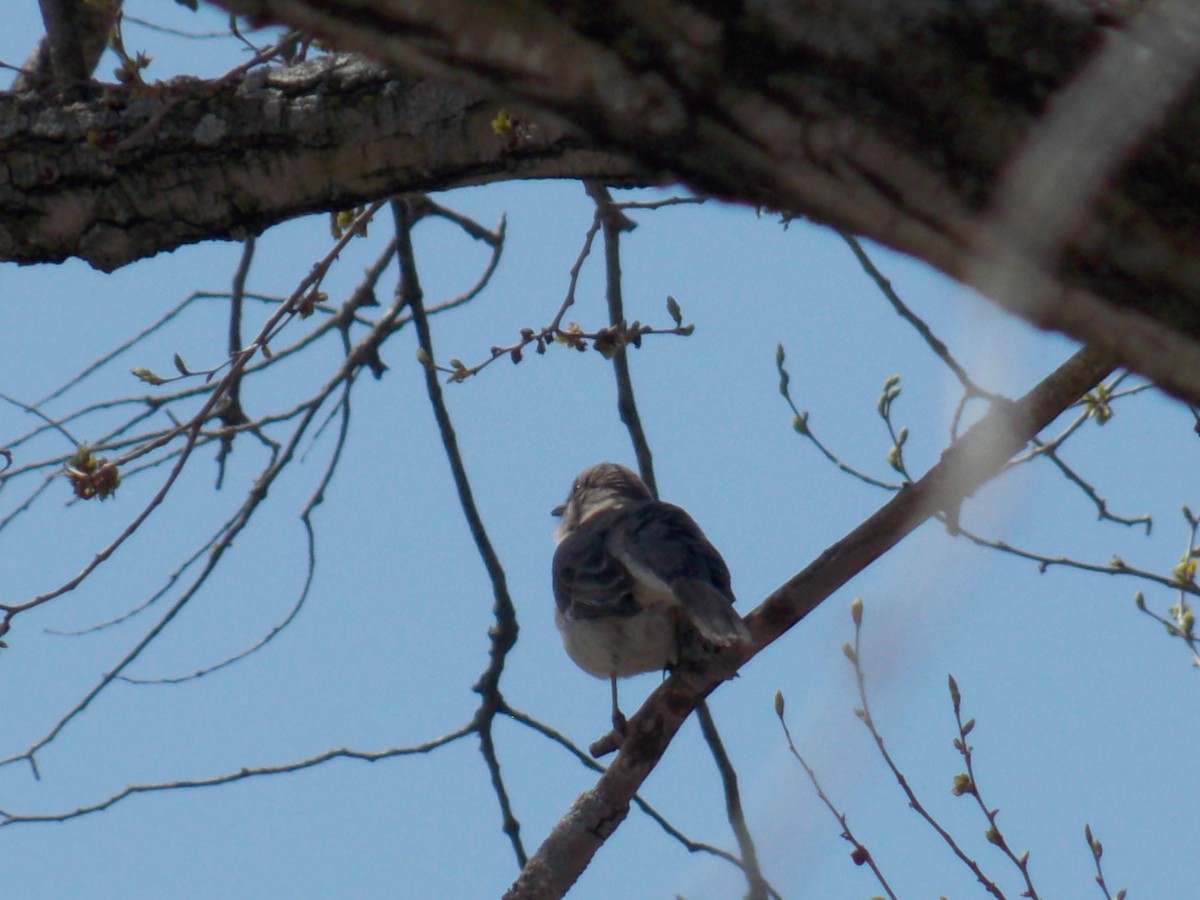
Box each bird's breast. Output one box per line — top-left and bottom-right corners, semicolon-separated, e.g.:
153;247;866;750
555;599;680;678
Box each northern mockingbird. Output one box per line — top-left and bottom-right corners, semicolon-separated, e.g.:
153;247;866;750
552;462;751;737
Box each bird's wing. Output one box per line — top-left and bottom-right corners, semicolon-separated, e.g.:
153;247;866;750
552;510;639;620
669;579;751;646
618;502;750;645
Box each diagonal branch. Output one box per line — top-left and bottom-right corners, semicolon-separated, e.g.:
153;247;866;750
505;346;1117;899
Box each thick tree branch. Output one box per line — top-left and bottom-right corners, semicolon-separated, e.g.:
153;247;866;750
505;346;1116;899
0;54;639;271
200;0;1200;403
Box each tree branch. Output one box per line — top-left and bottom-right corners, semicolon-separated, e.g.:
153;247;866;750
505;346;1116;898
1;53;639;270
201;0;1200;403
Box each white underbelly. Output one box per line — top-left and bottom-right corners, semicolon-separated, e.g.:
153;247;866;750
556;603;679;678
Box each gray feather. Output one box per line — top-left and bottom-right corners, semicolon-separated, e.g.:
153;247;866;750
670;578;752;645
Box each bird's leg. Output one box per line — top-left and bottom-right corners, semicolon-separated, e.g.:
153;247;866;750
590;674;628;757
609;674;627;736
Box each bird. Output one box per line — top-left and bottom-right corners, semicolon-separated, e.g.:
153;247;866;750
551;462;751;738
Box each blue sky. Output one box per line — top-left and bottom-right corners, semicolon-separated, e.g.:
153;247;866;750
1;4;1196;898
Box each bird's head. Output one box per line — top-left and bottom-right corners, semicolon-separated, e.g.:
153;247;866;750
552;462;650;540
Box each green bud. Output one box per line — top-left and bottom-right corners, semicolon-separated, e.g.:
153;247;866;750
1173;558;1197;584
774;690;785;718
491;108;513;135
131;367;166;386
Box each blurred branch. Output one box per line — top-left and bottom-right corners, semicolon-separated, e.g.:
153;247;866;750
17;0;120;93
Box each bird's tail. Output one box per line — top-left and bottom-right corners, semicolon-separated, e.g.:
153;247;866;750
672;579;752;646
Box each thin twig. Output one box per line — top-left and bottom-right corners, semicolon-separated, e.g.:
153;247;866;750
587;179;767;896
952;522;1198;596
0;726;475;828
775;689;897;900
215;236;255;488
696;701;769;900
1027;438;1152;531
776;344;902;492
948;675;1040;898
396;196;526;868
839;230;996;402
846;604;1006;898
1085;824;1126;900
586;181;658;501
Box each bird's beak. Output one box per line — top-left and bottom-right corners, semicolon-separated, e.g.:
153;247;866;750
551;503;565;517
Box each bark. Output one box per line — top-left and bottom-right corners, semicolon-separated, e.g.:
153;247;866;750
0;54;637;271
9;0;1200;400
4;0;1200;400
194;0;1200;403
